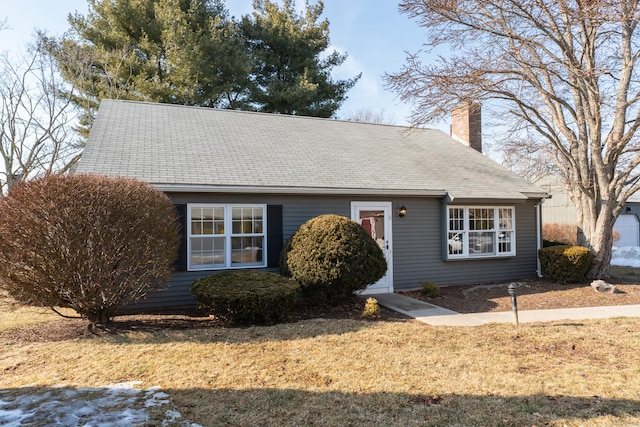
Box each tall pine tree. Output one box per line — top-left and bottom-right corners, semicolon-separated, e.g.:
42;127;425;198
241;0;359;117
44;0;244;135
45;0;358;131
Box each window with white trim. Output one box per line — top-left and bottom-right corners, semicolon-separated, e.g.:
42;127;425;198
188;204;266;270
447;206;515;258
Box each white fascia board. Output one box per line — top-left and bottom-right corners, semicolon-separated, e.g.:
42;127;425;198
521;191;551;199
152;184;448;197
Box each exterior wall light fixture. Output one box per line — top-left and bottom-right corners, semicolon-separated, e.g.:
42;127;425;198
399;204;407;218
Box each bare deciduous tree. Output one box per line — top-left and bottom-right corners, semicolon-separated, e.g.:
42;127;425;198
386;0;640;278
0;41;82;195
342;108;396;125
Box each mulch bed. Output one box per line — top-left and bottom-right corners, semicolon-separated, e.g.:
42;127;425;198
4;278;640;344
401;278;640;313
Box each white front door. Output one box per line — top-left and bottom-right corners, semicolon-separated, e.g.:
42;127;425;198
351;202;393;294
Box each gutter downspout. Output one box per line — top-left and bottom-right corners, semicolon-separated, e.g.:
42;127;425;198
535;198;545;278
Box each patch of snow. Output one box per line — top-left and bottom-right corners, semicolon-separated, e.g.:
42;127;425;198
145;391;170;407
0;383;195;427
163;409;183;426
612;246;640;268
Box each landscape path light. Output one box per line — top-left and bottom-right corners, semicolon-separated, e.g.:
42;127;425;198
507;283;519;326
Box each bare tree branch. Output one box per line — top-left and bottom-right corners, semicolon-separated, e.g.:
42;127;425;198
387;0;640;278
342;108;396;124
0;41;83;195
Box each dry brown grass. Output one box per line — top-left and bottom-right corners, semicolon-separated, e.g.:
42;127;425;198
0;289;78;332
2;298;640;425
612;265;640;281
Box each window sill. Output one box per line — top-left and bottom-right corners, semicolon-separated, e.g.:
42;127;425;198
187;263;267;271
445;254;516;261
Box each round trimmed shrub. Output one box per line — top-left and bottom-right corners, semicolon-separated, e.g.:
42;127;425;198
280;214;387;304
0;174;180;325
191;270;300;325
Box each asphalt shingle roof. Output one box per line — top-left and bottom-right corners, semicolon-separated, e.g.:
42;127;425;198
76;99;546;200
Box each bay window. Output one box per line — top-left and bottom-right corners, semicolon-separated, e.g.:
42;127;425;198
447;206;515;258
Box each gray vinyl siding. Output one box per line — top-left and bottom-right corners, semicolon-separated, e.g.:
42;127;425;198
167;192;352;237
129;193;353;310
129;192;541;310
391;199;539;290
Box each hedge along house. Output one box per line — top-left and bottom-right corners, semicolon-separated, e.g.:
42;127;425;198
76;99;548;309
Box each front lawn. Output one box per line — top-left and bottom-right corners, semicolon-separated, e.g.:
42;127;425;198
2;294;640;426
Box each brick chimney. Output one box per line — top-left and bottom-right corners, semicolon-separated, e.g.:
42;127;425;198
451;102;482;153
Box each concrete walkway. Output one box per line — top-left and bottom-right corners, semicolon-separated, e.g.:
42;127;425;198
371;292;640;326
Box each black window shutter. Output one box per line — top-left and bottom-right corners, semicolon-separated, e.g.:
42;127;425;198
174;204;188;271
267;205;283;268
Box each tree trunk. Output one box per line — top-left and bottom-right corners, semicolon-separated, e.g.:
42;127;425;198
576;195;615;279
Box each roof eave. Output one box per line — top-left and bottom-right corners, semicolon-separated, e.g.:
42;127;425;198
446;191;547;204
153;183;448;197
521;191;551;199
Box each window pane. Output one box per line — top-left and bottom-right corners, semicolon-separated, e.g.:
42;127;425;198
498;231;512;253
232;207;244;234
192;222;202;235
190;237;225;266
191;207;204;235
232;208;242;222
448;232;464;255
469;231;495;255
214;208;225;234
449;208;464;231
231;206;264;235
231;236;263;264
499;208;513;230
253;208;264;233
202;207;213;221
469;208;494;231
191;207;224;236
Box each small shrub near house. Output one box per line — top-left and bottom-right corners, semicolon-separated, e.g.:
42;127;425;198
420;281;441;298
0;174;180;325
362;297;380;318
539;245;591;283
280;214;387;305
191;270;300;325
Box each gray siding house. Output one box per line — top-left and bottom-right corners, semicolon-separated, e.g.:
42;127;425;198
76;99;548;309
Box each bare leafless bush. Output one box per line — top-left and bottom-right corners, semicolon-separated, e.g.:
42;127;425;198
542;223;578;245
0;174;179;325
613;229;620;244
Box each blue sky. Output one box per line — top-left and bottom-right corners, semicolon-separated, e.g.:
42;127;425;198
0;0;442;128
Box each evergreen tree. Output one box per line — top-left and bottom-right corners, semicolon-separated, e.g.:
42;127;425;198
241;0;359;117
44;0;243;135
46;0;359;131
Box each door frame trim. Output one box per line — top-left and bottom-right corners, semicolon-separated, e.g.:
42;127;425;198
350;201;393;294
